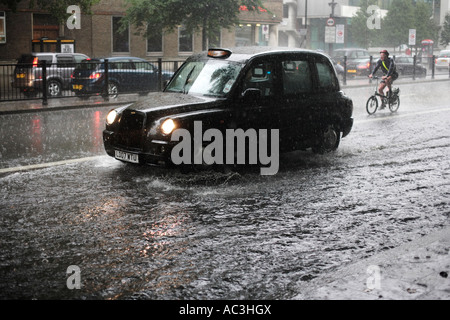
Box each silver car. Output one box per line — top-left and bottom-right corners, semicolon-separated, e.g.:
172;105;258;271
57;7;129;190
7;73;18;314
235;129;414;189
435;50;450;70
12;52;89;97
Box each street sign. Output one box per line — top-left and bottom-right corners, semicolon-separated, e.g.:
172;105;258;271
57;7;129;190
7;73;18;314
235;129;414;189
326;18;335;27
409;29;416;46
325;26;336;43
336;24;345;44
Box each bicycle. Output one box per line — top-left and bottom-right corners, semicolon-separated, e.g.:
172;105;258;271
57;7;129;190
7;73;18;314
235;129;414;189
366;76;400;115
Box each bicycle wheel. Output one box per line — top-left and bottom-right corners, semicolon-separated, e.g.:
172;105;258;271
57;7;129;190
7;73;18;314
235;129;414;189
366;96;378;115
389;95;400;113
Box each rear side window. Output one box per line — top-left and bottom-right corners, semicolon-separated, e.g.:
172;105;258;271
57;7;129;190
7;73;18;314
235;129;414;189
282;59;313;95
315;60;338;92
57;56;75;67
76;60;100;71
18;54;53;66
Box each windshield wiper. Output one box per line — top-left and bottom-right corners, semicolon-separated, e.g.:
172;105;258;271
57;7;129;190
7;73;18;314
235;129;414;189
183;66;196;94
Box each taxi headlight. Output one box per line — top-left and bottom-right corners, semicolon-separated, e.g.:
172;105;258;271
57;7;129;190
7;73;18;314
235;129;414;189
106;110;118;125
161;119;176;135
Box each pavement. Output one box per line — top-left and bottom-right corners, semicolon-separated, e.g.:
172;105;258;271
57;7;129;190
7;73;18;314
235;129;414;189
1;73;449;301
294;226;450;300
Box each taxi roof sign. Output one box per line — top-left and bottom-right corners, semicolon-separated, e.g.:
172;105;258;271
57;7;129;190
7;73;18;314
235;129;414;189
207;48;232;58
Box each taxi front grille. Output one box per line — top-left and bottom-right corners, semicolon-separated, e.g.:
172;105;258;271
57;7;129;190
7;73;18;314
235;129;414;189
116;110;146;150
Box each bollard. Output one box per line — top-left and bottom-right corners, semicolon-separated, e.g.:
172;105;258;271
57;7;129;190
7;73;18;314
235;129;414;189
158;58;162;92
343;55;347;86
103;59;109;102
42;60;48;106
413;55;416;81
432;55;435;79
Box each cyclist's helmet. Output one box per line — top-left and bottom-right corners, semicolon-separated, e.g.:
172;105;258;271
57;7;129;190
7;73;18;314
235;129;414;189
380;49;389;56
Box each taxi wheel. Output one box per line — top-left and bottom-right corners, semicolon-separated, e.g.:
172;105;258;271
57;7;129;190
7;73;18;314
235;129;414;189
312;125;341;154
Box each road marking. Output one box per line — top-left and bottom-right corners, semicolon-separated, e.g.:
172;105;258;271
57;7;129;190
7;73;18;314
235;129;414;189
0;156;106;174
357;107;450;124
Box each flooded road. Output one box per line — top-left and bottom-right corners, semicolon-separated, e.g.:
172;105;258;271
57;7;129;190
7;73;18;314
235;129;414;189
0;81;449;299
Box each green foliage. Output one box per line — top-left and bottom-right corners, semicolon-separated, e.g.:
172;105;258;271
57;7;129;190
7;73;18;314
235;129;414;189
382;0;415;47
349;0;382;48
440;12;450;47
351;0;441;49
123;0;266;49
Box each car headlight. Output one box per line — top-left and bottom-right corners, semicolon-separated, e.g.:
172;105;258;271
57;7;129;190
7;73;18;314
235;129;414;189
106;110;118;125
161;119;176;135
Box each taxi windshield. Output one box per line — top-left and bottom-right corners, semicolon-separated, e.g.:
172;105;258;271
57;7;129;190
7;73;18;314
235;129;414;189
165;60;243;97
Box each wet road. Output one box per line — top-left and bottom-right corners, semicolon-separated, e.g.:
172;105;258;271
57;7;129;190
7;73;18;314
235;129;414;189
0;81;449;299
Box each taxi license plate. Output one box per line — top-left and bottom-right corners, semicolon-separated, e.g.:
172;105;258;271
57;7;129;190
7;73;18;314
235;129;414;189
115;150;139;163
73;84;83;90
16;73;26;79
347;69;357;73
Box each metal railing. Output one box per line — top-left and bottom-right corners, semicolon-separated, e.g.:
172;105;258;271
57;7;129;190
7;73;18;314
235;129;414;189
0;58;182;105
341;54;450;86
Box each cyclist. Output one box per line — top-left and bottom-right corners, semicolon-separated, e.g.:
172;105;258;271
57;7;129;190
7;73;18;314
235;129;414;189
369;50;399;109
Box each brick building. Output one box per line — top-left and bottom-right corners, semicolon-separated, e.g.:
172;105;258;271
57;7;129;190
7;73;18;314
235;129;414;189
0;0;283;62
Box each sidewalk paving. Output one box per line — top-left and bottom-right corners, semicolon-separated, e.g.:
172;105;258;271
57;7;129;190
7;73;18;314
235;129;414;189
294;226;450;300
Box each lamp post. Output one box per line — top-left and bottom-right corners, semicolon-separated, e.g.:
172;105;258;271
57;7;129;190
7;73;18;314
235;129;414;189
328;0;337;55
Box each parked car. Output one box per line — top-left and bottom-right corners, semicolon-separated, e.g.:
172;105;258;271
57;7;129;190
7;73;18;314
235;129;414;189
395;56;427;78
71;57;173;98
103;47;354;171
435;50;450;70
316;50;344;79
12;52;89;97
332;48;371;76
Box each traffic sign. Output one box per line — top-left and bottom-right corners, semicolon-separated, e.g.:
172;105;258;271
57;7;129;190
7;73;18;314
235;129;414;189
325;26;336;43
326;18;335;27
409;29;416;46
336;24;345;44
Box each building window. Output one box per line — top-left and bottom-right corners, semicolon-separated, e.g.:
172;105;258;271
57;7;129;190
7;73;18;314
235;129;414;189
112;16;129;53
33;13;59;40
147;29;163;55
0;12;5;44
179;26;193;53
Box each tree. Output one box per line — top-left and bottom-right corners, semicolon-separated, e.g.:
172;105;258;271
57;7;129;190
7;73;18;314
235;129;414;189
413;0;440;45
123;0;266;50
440;12;450;47
0;0;100;23
349;0;382;49
381;0;415;48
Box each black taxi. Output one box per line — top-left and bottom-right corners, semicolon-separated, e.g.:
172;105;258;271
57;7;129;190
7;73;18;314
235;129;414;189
103;47;353;172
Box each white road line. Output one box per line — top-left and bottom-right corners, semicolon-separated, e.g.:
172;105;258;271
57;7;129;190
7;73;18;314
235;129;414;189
357;107;450;124
0;156;106;174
